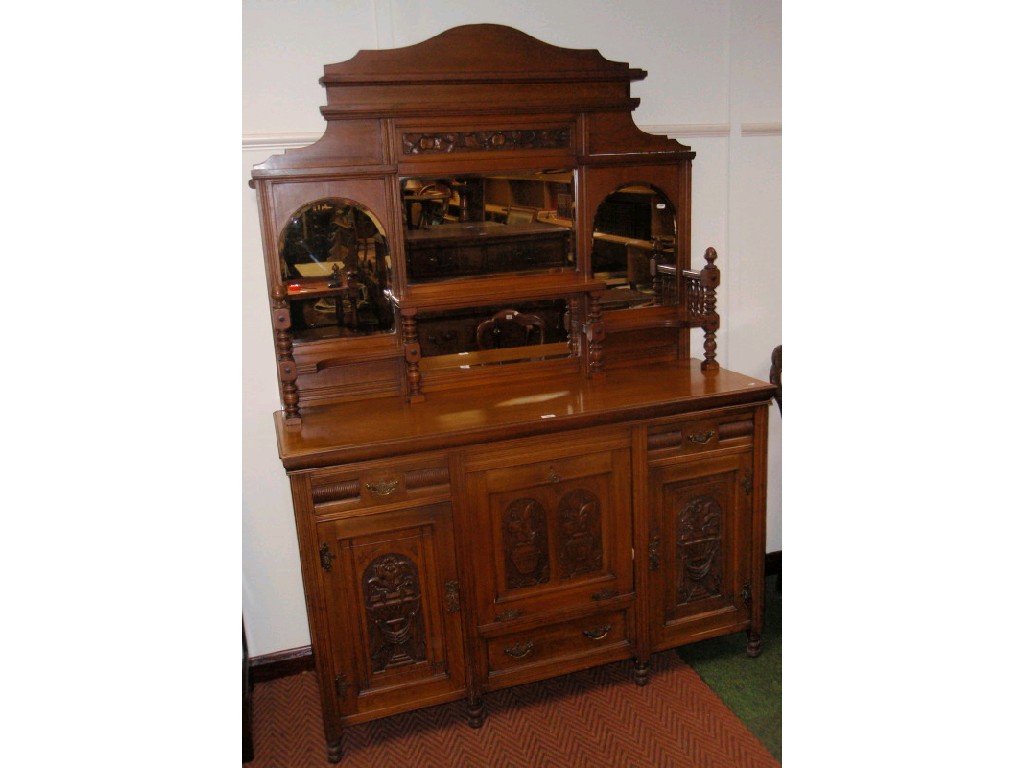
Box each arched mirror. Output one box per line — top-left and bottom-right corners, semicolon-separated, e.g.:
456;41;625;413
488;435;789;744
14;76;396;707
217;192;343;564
591;184;677;309
278;199;395;341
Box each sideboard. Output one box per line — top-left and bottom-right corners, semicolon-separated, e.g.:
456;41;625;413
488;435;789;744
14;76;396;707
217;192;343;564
250;24;774;762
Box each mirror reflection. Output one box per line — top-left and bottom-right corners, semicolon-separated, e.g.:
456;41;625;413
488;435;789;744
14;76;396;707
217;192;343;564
278;199;395;341
416;299;573;370
401;171;575;282
591;184;677;309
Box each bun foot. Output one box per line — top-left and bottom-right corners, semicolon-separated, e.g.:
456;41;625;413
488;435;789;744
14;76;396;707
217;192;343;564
326;737;343;763
633;659;649;686
467;696;484;728
746;632;762;658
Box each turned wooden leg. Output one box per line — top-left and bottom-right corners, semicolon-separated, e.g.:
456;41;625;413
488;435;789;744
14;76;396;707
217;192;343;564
746;630;763;658
326;736;343;764
467;695;484;728
632;658;650;686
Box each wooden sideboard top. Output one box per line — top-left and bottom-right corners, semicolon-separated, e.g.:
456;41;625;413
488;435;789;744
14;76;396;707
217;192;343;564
275;359;773;470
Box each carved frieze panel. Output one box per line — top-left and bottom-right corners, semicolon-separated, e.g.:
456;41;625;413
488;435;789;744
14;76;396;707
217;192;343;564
502;498;550;589
675;495;723;604
362;554;427;672
557;489;603;579
402;128;571;155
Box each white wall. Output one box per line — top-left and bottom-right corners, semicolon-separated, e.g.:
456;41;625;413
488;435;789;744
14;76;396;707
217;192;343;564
242;0;781;657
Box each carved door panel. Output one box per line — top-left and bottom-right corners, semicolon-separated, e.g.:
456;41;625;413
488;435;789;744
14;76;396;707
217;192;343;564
647;452;755;651
317;503;466;721
465;445;633;625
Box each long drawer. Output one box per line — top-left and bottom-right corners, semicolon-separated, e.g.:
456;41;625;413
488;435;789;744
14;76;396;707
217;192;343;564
483;608;631;685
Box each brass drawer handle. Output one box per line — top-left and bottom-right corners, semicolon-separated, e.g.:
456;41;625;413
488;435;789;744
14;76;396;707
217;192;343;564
548;470;561;484
365;479;399;497
687;430;716;445
496;608;525;622
504;640;535;659
582;625;612;641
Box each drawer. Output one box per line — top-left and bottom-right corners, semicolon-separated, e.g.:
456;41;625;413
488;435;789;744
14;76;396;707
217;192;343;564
646;408;755;460
486;609;629;677
308;454;450;516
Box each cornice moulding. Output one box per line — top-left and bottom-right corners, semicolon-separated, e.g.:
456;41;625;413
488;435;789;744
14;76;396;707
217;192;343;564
241;122;781;151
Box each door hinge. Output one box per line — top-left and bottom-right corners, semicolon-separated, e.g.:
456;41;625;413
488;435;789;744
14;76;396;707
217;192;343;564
444;579;461;613
648;531;660;572
319;543;336;572
335;673;349;700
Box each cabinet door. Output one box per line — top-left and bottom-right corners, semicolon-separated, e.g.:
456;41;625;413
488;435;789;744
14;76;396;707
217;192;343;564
465;443;633;625
647;452;755;651
317;503;466;722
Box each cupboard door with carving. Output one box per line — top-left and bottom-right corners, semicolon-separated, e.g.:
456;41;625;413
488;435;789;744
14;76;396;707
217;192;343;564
462;435;634;627
647;452;755;651
316;503;466;724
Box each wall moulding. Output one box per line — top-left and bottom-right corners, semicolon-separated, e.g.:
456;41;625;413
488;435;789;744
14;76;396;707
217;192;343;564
739;123;782;137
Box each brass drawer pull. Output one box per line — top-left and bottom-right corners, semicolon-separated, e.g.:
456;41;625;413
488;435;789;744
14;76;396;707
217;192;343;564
365;479;399;497
496;608;525;622
504;640;535;659
582;625;612;641
687;430;716;444
548;471;561;484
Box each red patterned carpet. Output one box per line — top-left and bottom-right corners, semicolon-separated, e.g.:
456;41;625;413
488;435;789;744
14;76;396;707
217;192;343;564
249;649;779;767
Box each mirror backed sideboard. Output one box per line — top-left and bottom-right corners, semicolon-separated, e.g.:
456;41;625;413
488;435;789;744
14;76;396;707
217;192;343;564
250;24;775;763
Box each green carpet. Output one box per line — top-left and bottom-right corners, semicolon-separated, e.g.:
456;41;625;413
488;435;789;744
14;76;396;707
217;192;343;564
677;574;782;761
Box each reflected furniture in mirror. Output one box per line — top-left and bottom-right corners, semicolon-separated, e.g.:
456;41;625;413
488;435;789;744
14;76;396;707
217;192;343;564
251;24;774;763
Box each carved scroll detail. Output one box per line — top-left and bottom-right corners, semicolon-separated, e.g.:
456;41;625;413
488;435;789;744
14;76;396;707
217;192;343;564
362;554;427;672
557;489;603;579
502;498;549;589
676;494;723;604
402;128;570;155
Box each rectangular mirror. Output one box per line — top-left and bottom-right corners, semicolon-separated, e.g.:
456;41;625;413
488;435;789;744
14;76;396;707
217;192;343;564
401;170;575;282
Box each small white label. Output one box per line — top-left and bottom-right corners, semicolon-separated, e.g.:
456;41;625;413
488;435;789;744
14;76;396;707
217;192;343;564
540;413;556;419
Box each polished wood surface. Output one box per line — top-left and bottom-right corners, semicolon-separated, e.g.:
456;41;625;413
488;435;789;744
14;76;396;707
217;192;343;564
276;359;773;469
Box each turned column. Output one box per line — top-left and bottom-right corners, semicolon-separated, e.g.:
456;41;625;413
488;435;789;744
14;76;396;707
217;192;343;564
271;284;302;423
400;308;425;403
699;247;720;373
